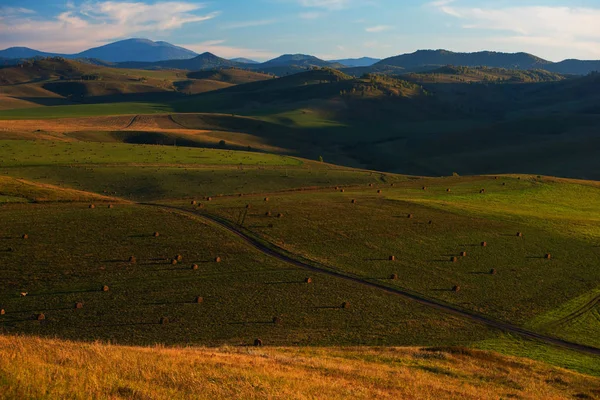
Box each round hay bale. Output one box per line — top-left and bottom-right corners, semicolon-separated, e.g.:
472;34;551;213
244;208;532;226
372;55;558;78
0;309;5;315
238;194;243;197
340;189;345;193
490;269;497;275
277;213;284;218
428;220;433;225
502;183;506;186
160;317;169;325
153;232;160;237
407;214;413;219
191;200;197;205
214;256;222;263
305;277;313;284
391;183;395;187
516;232;524;237
108;204;114;209
206;197;212;201
102;285;109;292
171;259;178;265
351;199;356;204
369;183;373;187
246;204;251;209
460;251;467;257
389;255;396;261
254;338;263;347
129;256;136;264
272;316;281;325
452;285;461;292
377;190;382;194
545;253;552;260
390;273;399;280
494;176;498;180
74;302;83;309
89;204;95;209
480;189;486;194
36;313;46;321
446;188;451;192
341;302;351;309
192;264;199;270
265;211;272;216
422;186;427;190
264;197;269;202
451;256;458;263
22;234;28;240
481;241;487;247
176;255;183;262
195;296;203;304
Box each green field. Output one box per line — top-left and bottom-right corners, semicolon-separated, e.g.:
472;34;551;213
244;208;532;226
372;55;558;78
0;138;598;379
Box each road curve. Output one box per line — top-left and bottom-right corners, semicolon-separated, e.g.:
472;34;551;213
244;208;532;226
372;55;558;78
144;203;600;356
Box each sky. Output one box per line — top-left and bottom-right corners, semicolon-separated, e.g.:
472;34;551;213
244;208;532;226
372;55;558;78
1;0;600;61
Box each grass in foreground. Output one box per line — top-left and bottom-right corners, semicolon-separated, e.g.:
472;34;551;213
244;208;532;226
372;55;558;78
1;335;599;400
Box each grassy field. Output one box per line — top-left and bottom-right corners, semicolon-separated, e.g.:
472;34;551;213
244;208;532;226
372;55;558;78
0;135;599;390
2;335;599;400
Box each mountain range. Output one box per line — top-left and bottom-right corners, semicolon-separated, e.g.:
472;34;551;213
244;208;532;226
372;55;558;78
1;39;600;76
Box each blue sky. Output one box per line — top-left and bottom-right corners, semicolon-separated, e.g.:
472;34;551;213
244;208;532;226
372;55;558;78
1;0;600;61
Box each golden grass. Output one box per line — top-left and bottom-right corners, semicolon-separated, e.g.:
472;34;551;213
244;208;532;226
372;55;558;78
0;335;598;400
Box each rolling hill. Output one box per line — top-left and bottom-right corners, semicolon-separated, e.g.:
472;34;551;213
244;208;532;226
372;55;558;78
116;52;241;70
331;57;381;67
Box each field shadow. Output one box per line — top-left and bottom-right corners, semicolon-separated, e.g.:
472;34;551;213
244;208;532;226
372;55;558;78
265;280;307;285
25;288;100;297
229;320;275;325
526;256;546;259
431;288;455;292
364;258;393;262
315;306;344;310
94;321;162;328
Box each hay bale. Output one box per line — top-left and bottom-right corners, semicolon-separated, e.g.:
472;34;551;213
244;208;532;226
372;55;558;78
176;255;183;262
516;232;523;237
390;273;398;280
191;200;197;205
480;189;486;194
265;211;272;216
206;197;212;201
481;241;487;247
254;338;263;347
129;256;136;264
214;256;222;263
277;213;284;218
264;197;269;202
391;183;395;187
305;277;313;284
460;251;467;257
422;186;427;190
340;189;345;193
160;317;169;325
450;256;458;263
102;285;109;292
407;214;413;219
351;199;356;204
490;269;497;275
171;259;178;265
22;234;28;239
341;302;351;309
36;313;45;321
192;264;199;270
389;255;396;261
377;190;382;194
369;183;373;187
428;220;433;225
452;285;461;292
502;183;506;186
153;232;160;237
195;296;203;304
272;316;281;324
74;302;83;309
446;188;451;192
246;204;251;209
108;204;114;209
89;204;95;209
20;292;28;297
545;253;552;260
0;309;5;315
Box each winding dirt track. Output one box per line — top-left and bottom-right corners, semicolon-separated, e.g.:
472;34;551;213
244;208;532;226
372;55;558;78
145;203;600;356
546;293;600;328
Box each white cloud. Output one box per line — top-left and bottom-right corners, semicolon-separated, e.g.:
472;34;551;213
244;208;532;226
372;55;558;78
0;1;218;53
431;2;600;58
298;0;350;10
299;12;324;19
365;25;392;33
